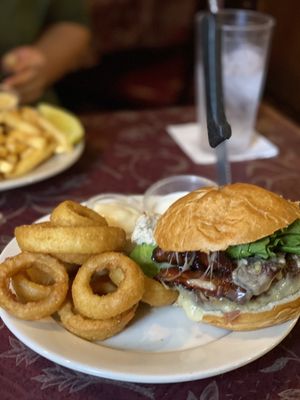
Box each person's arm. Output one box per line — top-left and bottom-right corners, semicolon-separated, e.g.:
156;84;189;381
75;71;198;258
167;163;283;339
36;22;91;83
2;22;91;104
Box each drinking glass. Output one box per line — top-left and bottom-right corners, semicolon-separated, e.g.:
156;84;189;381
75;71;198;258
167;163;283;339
196;9;275;155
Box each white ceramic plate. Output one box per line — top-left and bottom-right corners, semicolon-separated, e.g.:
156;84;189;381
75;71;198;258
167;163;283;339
0;237;297;383
0;141;84;191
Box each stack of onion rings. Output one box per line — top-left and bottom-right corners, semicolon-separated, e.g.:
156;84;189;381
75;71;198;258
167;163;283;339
0;250;145;341
0;199;180;342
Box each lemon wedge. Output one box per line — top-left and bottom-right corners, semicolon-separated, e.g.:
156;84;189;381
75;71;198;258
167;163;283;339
37;103;84;145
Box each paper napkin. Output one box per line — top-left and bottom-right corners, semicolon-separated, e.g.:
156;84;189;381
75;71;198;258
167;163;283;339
167;122;279;165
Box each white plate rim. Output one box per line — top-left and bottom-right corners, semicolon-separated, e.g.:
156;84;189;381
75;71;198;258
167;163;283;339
0;207;298;384
0;141;84;191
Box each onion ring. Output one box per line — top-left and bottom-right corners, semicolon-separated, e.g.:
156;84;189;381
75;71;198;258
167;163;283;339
72;252;145;319
51;200;108;227
0;252;68;320
26;266;54;285
90;273;117;295
51;253;91;266
11;265;55;302
15;223;126;254
58;298;137;341
12;272;52;302
142;276;178;307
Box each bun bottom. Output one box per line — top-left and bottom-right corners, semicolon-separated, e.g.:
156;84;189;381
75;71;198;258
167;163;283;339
177;290;300;331
200;296;300;330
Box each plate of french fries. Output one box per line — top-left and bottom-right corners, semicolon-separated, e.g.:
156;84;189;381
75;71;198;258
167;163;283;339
0;93;85;191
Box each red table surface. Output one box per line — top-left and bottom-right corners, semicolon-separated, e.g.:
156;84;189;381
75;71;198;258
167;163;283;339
0;103;300;400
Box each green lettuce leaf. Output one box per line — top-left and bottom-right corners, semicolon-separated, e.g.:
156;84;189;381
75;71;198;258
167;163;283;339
276;219;300;254
129;244;159;277
226;237;276;259
227;219;300;259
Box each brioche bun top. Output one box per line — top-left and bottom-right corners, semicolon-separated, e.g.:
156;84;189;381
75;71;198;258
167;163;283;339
154;183;300;253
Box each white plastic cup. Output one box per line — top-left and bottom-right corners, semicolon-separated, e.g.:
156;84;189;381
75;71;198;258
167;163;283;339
195;9;275;155
143;174;217;214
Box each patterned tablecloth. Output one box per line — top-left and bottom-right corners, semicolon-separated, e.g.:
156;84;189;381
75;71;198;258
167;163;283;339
0;103;300;400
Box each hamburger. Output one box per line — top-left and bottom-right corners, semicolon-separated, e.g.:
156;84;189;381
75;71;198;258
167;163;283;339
131;183;300;330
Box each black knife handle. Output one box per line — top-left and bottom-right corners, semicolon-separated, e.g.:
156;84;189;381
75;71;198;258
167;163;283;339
201;13;231;148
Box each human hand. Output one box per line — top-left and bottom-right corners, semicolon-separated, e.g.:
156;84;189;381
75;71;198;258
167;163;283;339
1;46;48;104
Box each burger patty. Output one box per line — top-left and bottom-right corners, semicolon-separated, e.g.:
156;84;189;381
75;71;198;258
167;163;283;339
153;248;300;304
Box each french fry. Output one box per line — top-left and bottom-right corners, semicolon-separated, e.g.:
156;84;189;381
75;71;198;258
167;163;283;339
6;142;56;178
0;110;41;135
0;160;14;174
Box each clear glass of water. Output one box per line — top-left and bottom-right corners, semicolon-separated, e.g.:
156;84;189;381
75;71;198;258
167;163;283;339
196;9;275;155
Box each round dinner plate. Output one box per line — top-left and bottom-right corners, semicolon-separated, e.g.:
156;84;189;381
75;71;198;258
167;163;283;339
0;141;84;191
0;237;297;384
